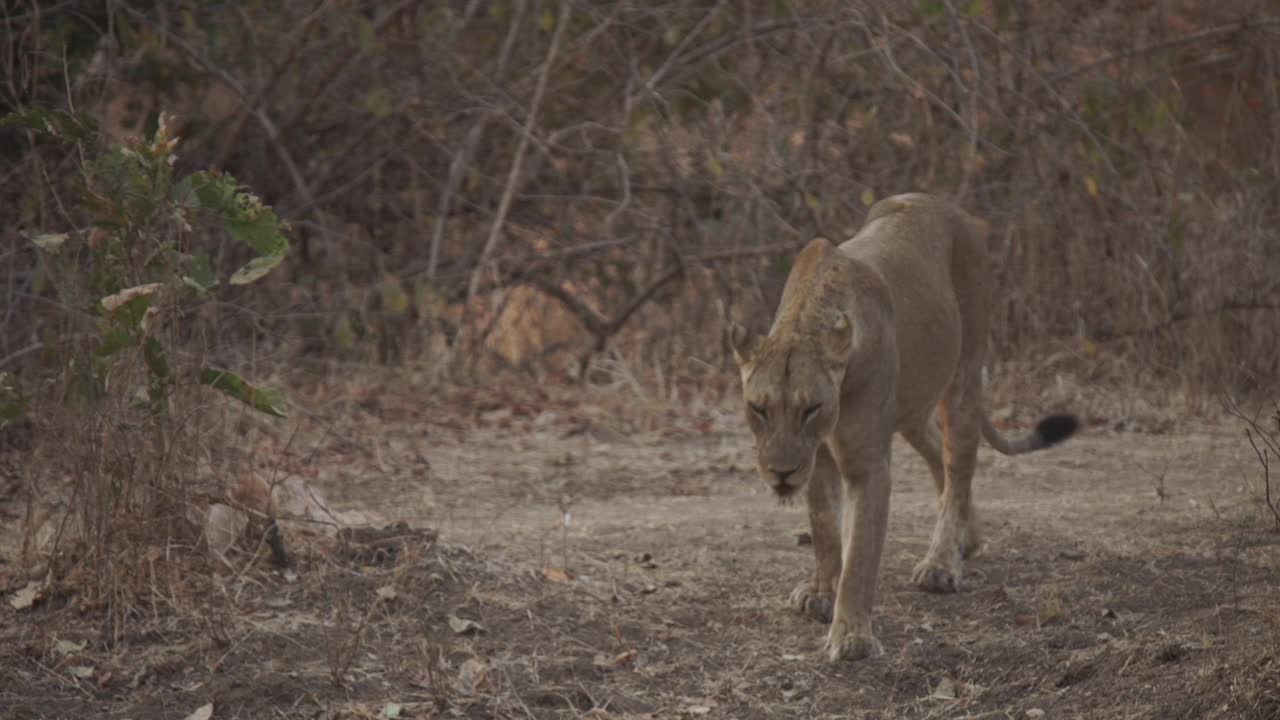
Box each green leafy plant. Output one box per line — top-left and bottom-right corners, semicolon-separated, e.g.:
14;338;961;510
3;107;293;631
5;108;289;418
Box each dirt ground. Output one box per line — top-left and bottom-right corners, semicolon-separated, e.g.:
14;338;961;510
2;378;1279;720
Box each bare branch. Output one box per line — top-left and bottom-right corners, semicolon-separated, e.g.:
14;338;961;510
466;0;572;304
117;2;318;212
1048;18;1280;86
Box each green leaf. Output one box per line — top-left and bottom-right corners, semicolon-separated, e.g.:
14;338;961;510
189;172;285;250
0;108;98;141
96;292;155;358
143;337;169;380
0;397;24;425
187;171;289;280
229;251;285;285
224;213;287;256
144;337;171;415
97;325;138;358
182;251;218;292
364;88;393;118
0;372;24;427
199;368;287;418
170;174;195;204
539;7;555;32
915;0;946;19
356;17;378;53
334;314;356;350
382;276;409;315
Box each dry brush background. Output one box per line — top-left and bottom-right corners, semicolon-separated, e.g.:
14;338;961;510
1;1;1280;719
4;0;1279;388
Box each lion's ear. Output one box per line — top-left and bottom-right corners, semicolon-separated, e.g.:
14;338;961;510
822;313;854;367
729;322;762;367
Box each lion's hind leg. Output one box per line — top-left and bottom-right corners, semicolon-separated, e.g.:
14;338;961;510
901;409;982;559
791;442;842;622
911;380;982;593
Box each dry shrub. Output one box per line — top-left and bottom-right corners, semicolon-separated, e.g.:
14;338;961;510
2;1;1278;400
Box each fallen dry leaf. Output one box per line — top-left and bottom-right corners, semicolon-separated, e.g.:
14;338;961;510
54;638;87;655
448;614;484;635
231;473;272;513
99;283;163;314
931;676;957;700
183;703;213;720
542;567;574;583
8;580;43;610
592;649;637;671
456;657;488;695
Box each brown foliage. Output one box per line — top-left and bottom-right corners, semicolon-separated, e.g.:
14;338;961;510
2;0;1278;388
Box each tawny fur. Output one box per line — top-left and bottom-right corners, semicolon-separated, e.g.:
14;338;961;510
731;193;1078;663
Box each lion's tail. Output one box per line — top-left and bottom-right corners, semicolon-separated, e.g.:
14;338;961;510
981;413;1079;455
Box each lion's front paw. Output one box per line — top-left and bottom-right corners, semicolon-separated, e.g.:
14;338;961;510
789;582;834;623
823;627;884;663
912;558;963;594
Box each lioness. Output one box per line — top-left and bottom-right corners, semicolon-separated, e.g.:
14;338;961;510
730;193;1077;662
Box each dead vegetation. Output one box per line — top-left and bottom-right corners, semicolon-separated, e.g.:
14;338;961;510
1223;395;1280;531
1;1;1279;718
3;1;1278;388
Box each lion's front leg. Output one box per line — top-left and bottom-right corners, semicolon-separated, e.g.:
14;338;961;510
791;443;842;622
823;455;891;663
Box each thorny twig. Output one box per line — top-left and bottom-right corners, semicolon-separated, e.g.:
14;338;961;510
1244;429;1279;530
1221;395;1280;531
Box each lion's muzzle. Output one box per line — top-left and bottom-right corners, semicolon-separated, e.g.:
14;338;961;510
765;463;809;499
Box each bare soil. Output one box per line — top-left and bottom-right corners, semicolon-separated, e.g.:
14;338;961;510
2;379;1279;720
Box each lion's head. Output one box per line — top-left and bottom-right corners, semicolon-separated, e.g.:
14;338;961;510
729;316;851;498
730;301;854;499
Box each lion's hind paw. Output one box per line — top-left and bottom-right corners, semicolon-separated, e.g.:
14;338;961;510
912;559;963;594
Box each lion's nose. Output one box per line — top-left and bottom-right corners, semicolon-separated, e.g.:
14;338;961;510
770;466;799;484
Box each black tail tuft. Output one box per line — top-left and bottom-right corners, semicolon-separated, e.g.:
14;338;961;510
1036;414;1079;446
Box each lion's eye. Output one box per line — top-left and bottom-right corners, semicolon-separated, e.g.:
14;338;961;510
802;403;822;423
748;403;768;421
